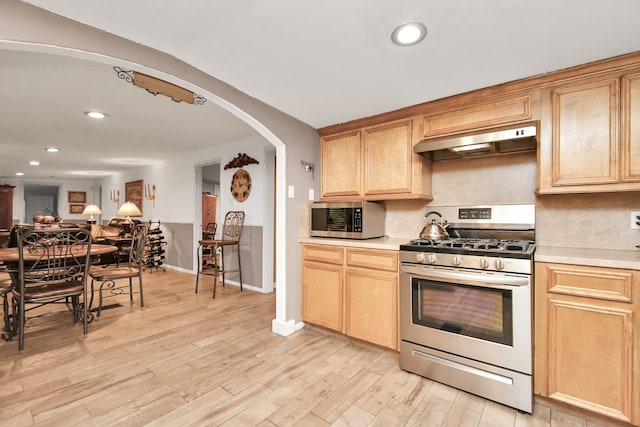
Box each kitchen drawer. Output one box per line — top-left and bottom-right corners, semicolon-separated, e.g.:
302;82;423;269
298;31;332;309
346;248;398;272
544;263;635;303
302;244;344;265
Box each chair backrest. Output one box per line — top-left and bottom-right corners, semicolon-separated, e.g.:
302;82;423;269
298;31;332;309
204;222;217;240
129;224;148;265
18;227;93;288
221;211;244;242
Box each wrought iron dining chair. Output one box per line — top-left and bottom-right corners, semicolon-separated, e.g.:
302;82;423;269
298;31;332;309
198;222;217;274
10;227;93;352
203;222;217;240
88;224;148;318
195;211;244;298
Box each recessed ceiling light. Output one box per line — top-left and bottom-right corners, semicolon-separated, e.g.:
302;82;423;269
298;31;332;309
391;21;427;46
85;111;107;119
45;147;60;153
16;172;24;176
29;161;40;166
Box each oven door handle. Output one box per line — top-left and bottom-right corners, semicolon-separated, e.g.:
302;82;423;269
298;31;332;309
401;264;530;288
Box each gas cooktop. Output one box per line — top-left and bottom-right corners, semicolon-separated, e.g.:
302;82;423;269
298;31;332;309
401;237;535;259
401;204;537;260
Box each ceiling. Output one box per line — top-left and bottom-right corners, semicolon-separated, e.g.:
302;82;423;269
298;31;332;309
4;0;640;180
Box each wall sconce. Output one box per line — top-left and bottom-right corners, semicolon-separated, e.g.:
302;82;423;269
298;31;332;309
300;160;315;178
145;184;156;208
110;189;120;205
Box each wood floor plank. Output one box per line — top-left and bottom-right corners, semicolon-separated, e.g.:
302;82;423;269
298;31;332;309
443;392;486;427
477;400;517;427
310;369;381;423
268;372;348;426
331;404;375;427
0;269;609;426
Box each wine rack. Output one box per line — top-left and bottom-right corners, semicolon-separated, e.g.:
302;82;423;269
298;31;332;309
144;220;167;272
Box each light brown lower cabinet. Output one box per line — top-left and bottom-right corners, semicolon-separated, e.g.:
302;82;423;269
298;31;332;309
535;262;640;425
301;243;399;350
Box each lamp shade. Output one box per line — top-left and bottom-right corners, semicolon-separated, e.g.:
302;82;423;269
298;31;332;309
116;201;142;217
82;204;103;216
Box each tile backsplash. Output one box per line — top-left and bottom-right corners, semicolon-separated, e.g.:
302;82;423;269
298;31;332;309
536;192;640;251
385;152;537;240
303;151;639;251
385;152;640;251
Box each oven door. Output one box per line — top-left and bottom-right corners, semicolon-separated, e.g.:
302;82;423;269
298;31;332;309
400;263;532;375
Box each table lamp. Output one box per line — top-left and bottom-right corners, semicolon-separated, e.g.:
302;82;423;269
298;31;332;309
82;204;103;224
116;201;142;233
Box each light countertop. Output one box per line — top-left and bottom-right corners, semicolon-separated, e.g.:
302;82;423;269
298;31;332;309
535;245;640;270
300;238;640;270
299;236;408;251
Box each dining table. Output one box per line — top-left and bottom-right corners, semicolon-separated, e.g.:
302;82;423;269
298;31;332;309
0;243;118;332
0;243;117;264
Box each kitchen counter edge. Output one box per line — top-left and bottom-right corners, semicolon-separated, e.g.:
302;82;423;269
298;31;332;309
299;236;407;251
535;246;640;270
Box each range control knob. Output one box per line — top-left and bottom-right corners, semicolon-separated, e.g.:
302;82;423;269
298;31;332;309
452;255;463;266
479;257;490;269
426;253;437;264
495;258;505;270
415;252;425;263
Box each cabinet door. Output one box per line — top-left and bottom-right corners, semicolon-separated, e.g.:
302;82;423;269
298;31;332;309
363;119;413;196
621;72;640;182
0;185;14;230
550;78;619;186
301;244;344;332
320;130;362;198
422;95;533;138
345;267;398;349
535;262;640;425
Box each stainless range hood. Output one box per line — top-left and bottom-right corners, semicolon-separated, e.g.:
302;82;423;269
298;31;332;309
414;122;538;161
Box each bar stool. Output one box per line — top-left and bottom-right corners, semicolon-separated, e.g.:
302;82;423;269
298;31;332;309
195;211;244;298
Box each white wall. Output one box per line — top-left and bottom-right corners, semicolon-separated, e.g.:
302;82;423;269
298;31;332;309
6;177;102;223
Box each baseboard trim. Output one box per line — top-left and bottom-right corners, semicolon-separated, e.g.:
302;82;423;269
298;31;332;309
272;318;305;337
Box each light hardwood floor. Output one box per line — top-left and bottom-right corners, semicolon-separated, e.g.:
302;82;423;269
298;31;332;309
0;270;619;426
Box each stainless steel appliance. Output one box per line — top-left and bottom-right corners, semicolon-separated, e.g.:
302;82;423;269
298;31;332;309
310;201;385;239
400;204;535;413
413;122;538;161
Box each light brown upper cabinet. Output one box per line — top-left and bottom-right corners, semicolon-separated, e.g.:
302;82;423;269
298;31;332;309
537;70;640;194
421;93;536;138
320;118;432;201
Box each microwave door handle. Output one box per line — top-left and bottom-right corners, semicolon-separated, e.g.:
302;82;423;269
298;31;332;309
402;265;530;288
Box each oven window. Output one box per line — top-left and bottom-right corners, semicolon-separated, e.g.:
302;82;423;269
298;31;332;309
412;278;513;346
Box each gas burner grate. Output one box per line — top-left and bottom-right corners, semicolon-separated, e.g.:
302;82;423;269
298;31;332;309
408;238;533;253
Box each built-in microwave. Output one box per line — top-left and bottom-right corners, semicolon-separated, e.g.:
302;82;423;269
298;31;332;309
310;201;385;239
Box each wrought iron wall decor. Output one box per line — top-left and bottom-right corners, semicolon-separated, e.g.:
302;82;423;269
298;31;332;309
224;153;260;170
110;189;120;205
113;66;206;105
144;184;156;208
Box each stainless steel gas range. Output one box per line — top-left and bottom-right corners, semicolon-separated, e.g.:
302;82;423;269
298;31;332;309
399;204;535;413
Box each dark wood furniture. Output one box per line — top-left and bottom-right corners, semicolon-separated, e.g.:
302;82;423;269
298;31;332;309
0;185;15;248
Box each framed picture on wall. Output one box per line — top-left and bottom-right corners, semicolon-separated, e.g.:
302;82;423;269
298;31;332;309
69;204;85;214
68;191;86;204
125;179;144;215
